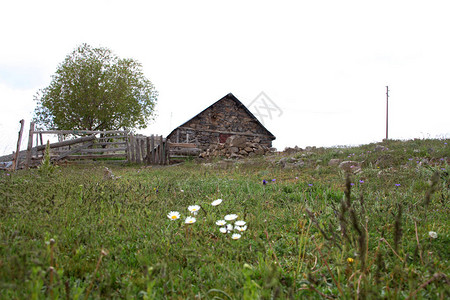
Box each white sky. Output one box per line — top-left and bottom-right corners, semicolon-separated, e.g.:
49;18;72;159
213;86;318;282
1;0;449;155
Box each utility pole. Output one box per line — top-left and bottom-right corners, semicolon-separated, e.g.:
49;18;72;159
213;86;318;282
385;86;389;141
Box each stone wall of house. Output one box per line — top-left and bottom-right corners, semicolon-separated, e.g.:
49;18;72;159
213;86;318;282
168;97;274;150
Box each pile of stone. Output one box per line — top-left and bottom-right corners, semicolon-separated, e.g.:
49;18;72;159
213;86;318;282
199;135;271;159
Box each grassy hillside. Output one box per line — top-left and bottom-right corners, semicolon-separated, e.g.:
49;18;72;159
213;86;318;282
0;139;449;299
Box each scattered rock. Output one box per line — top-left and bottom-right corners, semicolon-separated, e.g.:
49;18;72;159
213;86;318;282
339;161;362;173
328;158;342;166
374;145;388;152
103;167;121;180
283;146;303;154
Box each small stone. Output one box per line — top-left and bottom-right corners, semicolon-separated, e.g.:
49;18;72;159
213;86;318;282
328;159;342;166
339;161;362;173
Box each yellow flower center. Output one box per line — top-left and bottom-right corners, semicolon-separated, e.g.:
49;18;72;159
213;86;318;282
171;215;177;219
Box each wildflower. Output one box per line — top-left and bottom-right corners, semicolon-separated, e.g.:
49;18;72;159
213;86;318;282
263;179;267;185
395;184;401;187
219;227;227;234
235;225;247;232
185;216;196;224
216;220;226;226
225;214;238;221
227;224;233;232
295;177;299;180
347;257;354;263
359;180;364;183
231;233;241;240
272;179;276;182
188;205;201;215
429;231;438;239
167;211;181;220
308;184;313;187
235;220;246;226
211;199;223;206
350;183;355;186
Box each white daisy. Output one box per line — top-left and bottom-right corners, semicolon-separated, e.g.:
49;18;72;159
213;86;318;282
219;227;227;234
235;225;247;232
235;220;246;226
216;220;226;226
227;224;233;232
211;199;223;206
224;214;238;221
231;233;241;240
429;231;438;239
167;211;181;220
188;205;201;215
185;216;196;224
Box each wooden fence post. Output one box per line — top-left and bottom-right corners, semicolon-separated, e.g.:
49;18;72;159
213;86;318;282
150;135;155;164
135;137;142;164
146;136;151;165
11;119;25;170
159;135;164;165
130;134;136;163
25;121;35;169
165;138;170;165
140;138;146;163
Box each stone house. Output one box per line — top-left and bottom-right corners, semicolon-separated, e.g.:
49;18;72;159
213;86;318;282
167;93;276;151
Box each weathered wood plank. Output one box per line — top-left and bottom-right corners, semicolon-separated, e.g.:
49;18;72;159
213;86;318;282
32;135;96;151
12;120;25;170
168;143;197;148
159;135;164;165
140;139;146;162
130;135;136;163
169;148;202;156
64;154;127;160
55;141;94;161
135;136;141;164
36;130;128;135
146;136;151;165
94;141;127;146
150;135;155;164
79;147;127;153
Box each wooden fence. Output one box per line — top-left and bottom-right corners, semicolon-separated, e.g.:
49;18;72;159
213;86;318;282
7;122;170;168
127;134;169;165
3;121;204;170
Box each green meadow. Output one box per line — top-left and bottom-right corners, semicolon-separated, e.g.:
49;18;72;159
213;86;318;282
0;139;449;299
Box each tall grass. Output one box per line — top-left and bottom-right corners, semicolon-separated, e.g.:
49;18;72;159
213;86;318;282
0;138;448;299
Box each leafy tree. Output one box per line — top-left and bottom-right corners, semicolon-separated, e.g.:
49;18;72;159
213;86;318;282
34;43;157;131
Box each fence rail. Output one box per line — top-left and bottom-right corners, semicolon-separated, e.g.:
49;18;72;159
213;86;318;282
2;121;206;170
4;121;171;169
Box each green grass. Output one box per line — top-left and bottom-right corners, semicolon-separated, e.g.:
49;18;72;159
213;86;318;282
0;138;449;299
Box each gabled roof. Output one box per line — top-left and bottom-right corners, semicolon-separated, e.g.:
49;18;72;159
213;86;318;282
167;93;276;140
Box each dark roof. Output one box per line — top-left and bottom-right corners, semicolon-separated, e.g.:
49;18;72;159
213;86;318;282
167;93;275;140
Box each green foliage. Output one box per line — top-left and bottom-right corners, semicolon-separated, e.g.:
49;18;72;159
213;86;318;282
0;138;448;298
33;43;157;131
37;140;56;176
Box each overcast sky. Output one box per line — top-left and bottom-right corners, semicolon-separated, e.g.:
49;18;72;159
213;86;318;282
1;0;449;155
